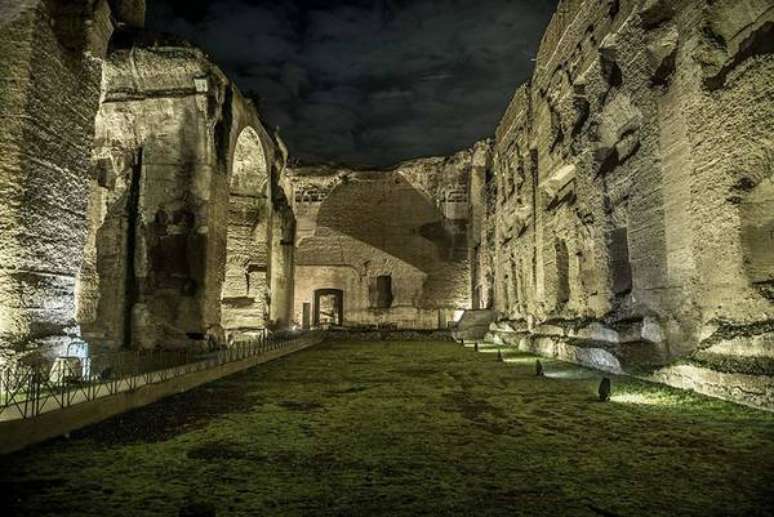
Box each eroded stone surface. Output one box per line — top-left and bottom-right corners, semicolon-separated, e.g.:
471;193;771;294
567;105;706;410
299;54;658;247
1;2;294;360
288;149;475;329
0;0;771;410
0;0;107;360
473;0;774;408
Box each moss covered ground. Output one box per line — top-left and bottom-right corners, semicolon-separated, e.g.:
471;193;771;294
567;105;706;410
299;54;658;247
2;339;773;516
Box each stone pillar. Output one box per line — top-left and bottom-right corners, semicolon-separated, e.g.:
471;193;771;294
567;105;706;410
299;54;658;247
269;202;296;329
0;0;145;362
0;1;106;361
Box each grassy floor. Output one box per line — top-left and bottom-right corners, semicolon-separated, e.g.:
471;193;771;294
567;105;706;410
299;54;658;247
2;340;773;516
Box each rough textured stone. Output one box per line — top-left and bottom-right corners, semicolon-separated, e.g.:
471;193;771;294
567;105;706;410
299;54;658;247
639;0;674;29
81;39;293;349
0;5;294;359
474;0;774;409
646;25;679;85
0;0;107;358
288;149;475;329
0;0;771;411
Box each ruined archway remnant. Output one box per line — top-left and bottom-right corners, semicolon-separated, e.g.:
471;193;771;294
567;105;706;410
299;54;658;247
221;127;271;335
72;34;292;353
0;1;292;362
78;41;235;352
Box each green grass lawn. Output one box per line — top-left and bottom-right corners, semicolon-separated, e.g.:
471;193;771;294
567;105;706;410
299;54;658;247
2;339;773;516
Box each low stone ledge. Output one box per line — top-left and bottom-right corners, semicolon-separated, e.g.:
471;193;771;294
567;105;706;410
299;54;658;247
648;364;774;411
687;352;774;377
487;329;623;373
485;328;774;411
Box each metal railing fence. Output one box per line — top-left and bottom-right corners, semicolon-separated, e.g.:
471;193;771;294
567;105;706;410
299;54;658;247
0;330;309;421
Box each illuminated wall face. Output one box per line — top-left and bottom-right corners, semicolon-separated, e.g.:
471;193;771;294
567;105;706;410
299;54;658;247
0;1;110;358
221;128;270;333
290;153;475;329
0;1;298;360
478;0;774;409
77;43;291;350
78;46;225;351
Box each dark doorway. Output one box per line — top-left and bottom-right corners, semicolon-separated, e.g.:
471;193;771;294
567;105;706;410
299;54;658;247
375;275;393;308
314;289;344;327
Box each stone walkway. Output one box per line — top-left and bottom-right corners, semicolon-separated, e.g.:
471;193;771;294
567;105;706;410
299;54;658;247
2;340;773;516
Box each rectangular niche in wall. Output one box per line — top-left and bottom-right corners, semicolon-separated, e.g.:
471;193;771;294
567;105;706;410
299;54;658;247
609;227;633;295
375;275;394;308
555;239;570;305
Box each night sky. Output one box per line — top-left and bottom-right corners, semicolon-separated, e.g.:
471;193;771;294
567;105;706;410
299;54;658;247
146;0;556;168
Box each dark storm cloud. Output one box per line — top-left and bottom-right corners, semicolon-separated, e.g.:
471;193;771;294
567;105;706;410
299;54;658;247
146;0;556;167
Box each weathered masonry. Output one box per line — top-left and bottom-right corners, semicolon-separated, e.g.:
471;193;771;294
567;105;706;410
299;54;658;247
0;0;772;411
0;0;295;366
469;0;774;408
287;147;482;330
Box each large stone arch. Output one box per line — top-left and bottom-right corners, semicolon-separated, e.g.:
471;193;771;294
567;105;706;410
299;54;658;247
211;87;296;337
220;126;271;335
73;34;294;352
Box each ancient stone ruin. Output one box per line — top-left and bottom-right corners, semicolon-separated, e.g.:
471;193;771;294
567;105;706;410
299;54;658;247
0;0;772;410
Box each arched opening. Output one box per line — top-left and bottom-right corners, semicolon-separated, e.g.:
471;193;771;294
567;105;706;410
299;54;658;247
221;127;270;337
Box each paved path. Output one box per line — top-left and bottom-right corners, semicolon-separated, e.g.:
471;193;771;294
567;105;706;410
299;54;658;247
2;340;773;516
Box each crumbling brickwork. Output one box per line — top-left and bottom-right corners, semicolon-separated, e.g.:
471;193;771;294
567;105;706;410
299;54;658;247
477;0;774;408
0;0;137;362
289;150;474;329
0;2;295;362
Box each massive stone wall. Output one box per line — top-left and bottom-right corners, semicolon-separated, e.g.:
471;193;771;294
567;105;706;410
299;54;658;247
0;2;295;362
0;0;143;364
79;35;292;350
0;0;770;410
288;149;475;329
478;0;774;408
